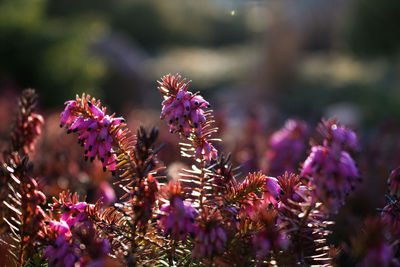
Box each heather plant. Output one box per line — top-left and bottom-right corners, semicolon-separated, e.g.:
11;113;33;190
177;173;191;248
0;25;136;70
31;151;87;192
266;119;309;177
350;168;400;266
2;75;398;266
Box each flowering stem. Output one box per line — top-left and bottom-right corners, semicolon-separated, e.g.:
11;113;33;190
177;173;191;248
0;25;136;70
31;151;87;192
17;222;26;266
199;159;207;212
293;203;313;262
168;240;176;266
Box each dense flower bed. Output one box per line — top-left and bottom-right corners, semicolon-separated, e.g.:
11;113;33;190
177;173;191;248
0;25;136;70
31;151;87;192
0;75;398;266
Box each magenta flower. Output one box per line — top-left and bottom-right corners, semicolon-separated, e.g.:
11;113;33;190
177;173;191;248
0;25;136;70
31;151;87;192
195;139;218;163
240;194;264;219
158;75;209;136
45;200;110;266
60;202;92;227
44;235;80;267
49;220;72;238
158;196;198;241
60;101;78;126
158;74;218;163
319;119;359;153
193;225;227;258
97;181;116;205
263;176;283;205
301;145;360;212
60;100;125;171
267;120;309;176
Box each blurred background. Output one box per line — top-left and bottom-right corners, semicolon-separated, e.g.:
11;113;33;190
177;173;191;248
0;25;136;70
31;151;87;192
0;0;400;264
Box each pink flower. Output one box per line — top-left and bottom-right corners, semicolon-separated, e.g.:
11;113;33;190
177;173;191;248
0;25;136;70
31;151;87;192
60;101;77;126
267;120;309;176
319;119;359;153
193;225;226;258
49;220;72;238
44;235;80;267
59;202;92;227
263;176;283;205
240;194;263;219
158;75;209;137
195;139;218;163
157;197;198;241
45;200;110;266
301;145;360;212
158;74;219;164
60;100;124;171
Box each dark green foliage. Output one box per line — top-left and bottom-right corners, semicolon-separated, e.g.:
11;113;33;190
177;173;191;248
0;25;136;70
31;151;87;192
46;0;250;50
0;0;105;107
347;0;400;58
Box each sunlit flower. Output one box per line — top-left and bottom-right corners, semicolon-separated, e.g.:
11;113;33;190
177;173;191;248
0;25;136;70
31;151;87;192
60;100;125;171
263;176;282;205
44;235;80;267
158;74;209;136
195;139;218;163
158;196;198;241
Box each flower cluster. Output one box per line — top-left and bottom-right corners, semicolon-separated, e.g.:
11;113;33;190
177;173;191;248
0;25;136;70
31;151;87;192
44;198;110;267
5;78;391;266
193;220;227;258
319;119;359;152
194;137;218;163
158;197;198;241
158;74;209;135
60;96;125;171
267;120;309;176
44;235;80;267
157;181;198;241
158;74;218;163
301;119;360;212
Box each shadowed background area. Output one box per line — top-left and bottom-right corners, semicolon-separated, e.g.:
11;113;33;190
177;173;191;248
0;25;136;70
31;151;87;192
0;0;400;265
